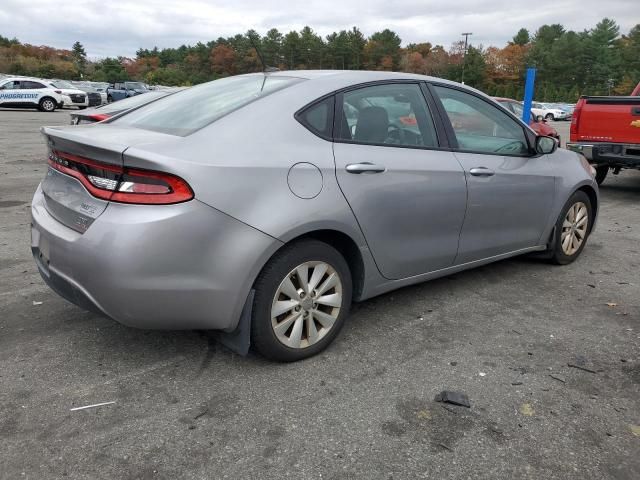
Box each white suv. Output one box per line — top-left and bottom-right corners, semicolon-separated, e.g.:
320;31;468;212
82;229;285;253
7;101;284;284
0;77;64;112
45;80;89;109
531;102;569;121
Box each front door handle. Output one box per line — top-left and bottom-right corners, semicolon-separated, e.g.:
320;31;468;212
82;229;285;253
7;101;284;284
345;162;386;174
469;167;495;177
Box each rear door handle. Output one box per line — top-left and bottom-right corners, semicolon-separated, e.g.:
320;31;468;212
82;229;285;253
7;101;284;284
469;167;495;177
345;162;386;174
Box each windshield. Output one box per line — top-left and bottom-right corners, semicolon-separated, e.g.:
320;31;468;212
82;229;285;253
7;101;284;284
52;80;75;89
125;82;147;90
113;74;303;136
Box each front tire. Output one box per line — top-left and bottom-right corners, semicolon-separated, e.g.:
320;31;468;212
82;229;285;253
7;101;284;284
594;166;608;185
545;113;555;121
251;239;352;362
550;191;592;265
38;97;56;112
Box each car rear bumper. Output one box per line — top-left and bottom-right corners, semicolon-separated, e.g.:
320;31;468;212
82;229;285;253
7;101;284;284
566;142;640;168
31;184;281;331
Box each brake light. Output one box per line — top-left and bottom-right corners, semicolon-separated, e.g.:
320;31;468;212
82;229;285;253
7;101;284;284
47;150;193;205
89;113;110;122
570;98;584;142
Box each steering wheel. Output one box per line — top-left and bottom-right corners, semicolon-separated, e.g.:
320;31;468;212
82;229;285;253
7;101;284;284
495;141;525;154
386;124;406;144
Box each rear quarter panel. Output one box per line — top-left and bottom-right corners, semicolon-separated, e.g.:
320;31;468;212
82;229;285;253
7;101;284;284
121;78;370;247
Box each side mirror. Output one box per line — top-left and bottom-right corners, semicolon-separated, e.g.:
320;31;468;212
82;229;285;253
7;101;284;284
536;135;558;155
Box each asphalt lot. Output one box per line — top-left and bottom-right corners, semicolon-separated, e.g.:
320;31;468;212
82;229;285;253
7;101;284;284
0;110;638;480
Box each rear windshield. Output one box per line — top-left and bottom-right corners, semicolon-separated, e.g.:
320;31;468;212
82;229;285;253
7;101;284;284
97;91;170;113
112;75;303;136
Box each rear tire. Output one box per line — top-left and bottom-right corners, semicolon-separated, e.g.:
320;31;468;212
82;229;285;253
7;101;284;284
251;239;352;362
550;191;593;265
38;97;56;112
594;166;608;185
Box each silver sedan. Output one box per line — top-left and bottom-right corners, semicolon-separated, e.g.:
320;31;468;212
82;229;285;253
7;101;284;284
31;71;598;361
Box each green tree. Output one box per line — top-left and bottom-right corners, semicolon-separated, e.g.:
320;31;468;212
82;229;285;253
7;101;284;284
364;29;402;69
512;28;530;46
71;41;87;76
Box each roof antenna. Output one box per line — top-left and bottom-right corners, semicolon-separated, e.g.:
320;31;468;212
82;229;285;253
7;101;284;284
249;35;279;73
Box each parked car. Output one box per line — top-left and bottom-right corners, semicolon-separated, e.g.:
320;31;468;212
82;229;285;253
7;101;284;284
69;90;172;124
567;81;640;184
494;97;561;144
71;81;108;105
44;80;89;109
32;71;598;361
107;81;149;102
531;102;570;121
0;76;64;111
70;85;103;107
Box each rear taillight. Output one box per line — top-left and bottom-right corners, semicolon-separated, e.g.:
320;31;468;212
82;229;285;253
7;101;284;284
89;113;110;122
570;98;584;142
47;150;193;205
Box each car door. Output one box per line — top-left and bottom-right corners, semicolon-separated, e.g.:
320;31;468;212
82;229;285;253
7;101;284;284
0;80;22;106
332;82;467;280
21;80;47;104
431;84;555;265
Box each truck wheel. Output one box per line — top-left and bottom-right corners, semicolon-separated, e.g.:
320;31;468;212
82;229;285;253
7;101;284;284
38;97;57;112
545;113;554;121
550;191;593;265
594;166;608;185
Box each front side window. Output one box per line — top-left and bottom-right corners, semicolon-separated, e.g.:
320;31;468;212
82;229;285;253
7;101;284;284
337;83;438;148
434;86;529;156
0;81;19;90
113;75;303;136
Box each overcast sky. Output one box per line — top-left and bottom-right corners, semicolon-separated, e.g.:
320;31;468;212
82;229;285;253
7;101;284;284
1;0;637;58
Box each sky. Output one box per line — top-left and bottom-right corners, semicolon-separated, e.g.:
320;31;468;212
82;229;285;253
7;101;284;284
0;0;637;58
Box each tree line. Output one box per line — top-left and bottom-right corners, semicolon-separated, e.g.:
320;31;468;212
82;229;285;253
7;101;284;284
1;18;638;101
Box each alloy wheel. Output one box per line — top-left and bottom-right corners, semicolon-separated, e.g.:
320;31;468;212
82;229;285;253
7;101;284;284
561;201;589;255
270;261;343;349
42;100;55;111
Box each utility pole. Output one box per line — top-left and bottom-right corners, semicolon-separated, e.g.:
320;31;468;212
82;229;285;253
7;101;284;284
461;32;472;84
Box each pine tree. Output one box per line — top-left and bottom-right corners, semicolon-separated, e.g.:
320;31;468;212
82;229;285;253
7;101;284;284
72;41;87;76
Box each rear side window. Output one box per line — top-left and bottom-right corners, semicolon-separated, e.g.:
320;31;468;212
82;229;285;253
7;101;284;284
113;75;303;136
296;97;334;139
22;81;45;89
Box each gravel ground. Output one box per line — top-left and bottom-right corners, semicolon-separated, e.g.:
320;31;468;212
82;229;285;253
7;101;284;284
0;111;638;480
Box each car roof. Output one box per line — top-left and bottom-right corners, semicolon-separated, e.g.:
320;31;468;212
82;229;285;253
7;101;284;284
1;76;52;82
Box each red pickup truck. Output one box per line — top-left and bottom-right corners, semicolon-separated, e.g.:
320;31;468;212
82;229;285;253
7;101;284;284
567;81;640;184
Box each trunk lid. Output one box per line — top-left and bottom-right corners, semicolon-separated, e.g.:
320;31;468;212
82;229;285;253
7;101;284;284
40;125;179;232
